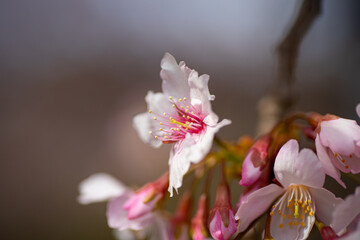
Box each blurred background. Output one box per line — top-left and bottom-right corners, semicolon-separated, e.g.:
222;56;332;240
1;0;359;239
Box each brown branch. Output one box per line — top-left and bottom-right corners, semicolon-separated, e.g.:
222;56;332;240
256;0;322;136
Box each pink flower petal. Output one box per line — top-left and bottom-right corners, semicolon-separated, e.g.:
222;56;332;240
235;184;284;232
332;187;360;234
270;206;314;240
160;53;191;100
309;187;343;226
275;139;325;188
315;135;346;188
107;193;154;231
320;119;360;156
239;150;263;187
357;104;360;119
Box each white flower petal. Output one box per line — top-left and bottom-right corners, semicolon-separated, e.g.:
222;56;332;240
274;139;325;188
133;112;162;148
107;193;154;231
315;135;346;188
78;173;126;204
235;184;284;232
309;187;343;226
168;119;231;196
145;91;175;116
160;53;190;100
332;187;360;234
188;72;218;124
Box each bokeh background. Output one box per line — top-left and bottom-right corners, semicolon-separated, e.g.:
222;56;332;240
1;0;359;239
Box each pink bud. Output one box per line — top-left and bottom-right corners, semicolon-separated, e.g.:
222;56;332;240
209;180;237;240
191;194;209;240
239;135;271;187
209;209;237;240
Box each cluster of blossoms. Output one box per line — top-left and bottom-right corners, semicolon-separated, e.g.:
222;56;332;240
78;53;360;240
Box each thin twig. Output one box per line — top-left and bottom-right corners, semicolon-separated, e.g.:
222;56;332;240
256;0;322;136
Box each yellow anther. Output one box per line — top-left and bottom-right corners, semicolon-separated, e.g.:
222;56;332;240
159;122;163;125
169;96;173;100
163;112;166;116
308;200;312;204
148;110;152;113
183;97;187;101
186;105;189;108
178;98;182;102
309;211;314;216
288;221;293;226
270;212;274;216
187;116;190;119
185;109;188;113
181;106;184;109
288;199;292;203
334;152;338;157
159;128;163;131
307;206;310;211
153;117;157;120
164;134;168;136
279;224;284;229
272;205;276;208
300;222;305;227
182;115;186;118
154;136;158;139
172;104;175;108
164;136;168;139
149;131;152;135
288;214;293;219
282;214;286;220
300;215;304;220
294;222;299;226
191;111;194;114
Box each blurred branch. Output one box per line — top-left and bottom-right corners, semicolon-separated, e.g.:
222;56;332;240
256;0;322;136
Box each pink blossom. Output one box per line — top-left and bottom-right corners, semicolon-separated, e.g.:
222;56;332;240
78;173;171;239
133;53;231;196
235;139;343;240
315;117;360;187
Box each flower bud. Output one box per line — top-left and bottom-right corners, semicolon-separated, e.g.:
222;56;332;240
123;172;168;219
209;180;237;240
171;191;192;240
191;194;209;240
240;135;271;187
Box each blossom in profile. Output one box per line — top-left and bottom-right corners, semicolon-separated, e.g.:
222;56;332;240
78;173;171;239
314;115;360;187
133;53;231;196
236;139;343;240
